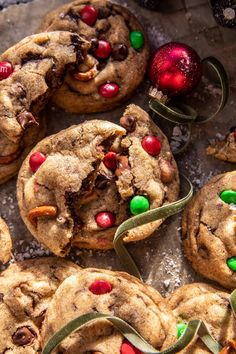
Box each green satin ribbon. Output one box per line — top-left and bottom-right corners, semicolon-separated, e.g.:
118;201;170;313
113;175;193;280
230;289;236;317
41;313;221;354
149;56;229;125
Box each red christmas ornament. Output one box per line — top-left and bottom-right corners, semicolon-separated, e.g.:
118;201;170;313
95;40;111;59
80;5;98;26
0;61;13;81
95;211;116;228
89;280;112;295
29;152;46;173
103;151;117;170
149;42;202;97
141;136;161;156
120;340;143;354
99;83;120;98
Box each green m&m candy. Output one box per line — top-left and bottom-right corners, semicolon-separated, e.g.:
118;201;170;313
177;323;187;338
227;257;236;271
130;195;149;215
220;190;236;204
130;31;144;50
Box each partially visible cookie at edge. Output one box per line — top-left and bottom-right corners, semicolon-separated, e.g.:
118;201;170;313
0;257;80;353
207;129;236;163
182;171;236;289
38;0;149;113
0;31;89;184
167;282;236;353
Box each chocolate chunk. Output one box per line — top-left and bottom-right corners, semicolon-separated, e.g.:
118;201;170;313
17;111;39;129
97;61;107;71
66;9;80;24
120;115;136;132
95;173;112;189
97;7;112;19
112;43;128;61
90;37;99;53
12;326;36;346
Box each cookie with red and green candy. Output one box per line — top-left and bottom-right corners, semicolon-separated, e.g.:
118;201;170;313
0;257;80;354
167;282;236;354
17;104;179;256
182;170;236;290
38;0;149;114
207;127;236;163
0;31;89;184
41;268;177;354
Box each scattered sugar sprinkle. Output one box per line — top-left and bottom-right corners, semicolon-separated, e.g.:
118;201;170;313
13;240;51;262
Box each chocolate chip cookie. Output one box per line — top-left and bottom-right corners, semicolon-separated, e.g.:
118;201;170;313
207;129;236;163
182;171;236;289
17;104;179;256
0;217;12;264
0;31;89;184
38;0;149;113
0;257;79;353
167;283;236;353
41;268;177;353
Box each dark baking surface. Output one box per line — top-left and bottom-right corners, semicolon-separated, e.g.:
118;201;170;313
0;0;32;9
0;0;235;295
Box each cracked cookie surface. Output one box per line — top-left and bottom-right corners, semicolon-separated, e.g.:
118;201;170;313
17;104;179;256
167;283;236;353
0;31;89;184
41;268;177;353
39;0;149;113
182;171;236;289
0;257;79;353
207;131;236;163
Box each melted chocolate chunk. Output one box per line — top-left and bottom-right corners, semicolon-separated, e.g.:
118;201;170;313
112;43;128;61
95;173;112;189
89;37;99;53
66;9;80;23
12;327;36;346
21;52;43;65
120;115;136;132
17;111;39;129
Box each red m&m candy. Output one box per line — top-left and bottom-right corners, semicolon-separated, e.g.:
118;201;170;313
95;40;111;59
120;340;143;354
141;136;161;156
95;211;116;228
0;62;13;81
29;152;46;173
80;5;97;26
99;82;120;98
103;151;117;170
89;279;112;295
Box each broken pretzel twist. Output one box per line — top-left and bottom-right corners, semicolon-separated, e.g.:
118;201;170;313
28;206;58;226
